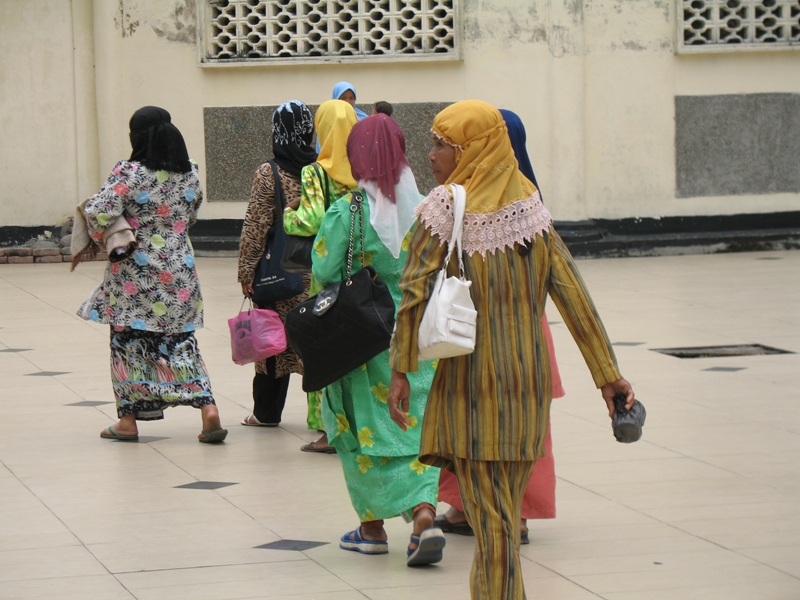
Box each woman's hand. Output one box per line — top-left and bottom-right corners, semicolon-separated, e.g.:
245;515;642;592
387;370;412;431
241;282;254;297
286;198;301;211
601;378;634;417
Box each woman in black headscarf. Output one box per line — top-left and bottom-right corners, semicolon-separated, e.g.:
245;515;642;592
78;106;228;443
237;100;316;427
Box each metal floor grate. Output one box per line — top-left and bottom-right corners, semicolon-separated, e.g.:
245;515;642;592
652;344;793;358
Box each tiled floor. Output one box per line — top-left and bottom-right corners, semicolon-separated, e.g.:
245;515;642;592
1;250;799;599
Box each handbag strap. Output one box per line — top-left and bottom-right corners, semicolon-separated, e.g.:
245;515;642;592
445;184;467;279
345;191;366;282
263;160;286;254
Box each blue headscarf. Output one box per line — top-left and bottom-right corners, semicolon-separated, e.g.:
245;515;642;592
499;109;542;201
331;81;369;120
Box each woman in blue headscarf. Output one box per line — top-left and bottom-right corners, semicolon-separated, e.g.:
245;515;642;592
332;81;369;120
498;108;542;198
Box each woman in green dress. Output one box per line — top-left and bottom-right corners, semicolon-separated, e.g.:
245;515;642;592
312;114;446;566
283;99;360;453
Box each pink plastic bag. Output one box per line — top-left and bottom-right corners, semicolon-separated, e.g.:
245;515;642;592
228;299;287;366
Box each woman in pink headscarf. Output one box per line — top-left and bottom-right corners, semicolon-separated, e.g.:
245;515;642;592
311;114;445;567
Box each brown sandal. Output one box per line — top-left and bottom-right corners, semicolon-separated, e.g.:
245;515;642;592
301;440;337;454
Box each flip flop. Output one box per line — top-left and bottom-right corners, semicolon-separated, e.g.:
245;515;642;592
100;426;138;441
301;441;337;454
241;414;279;427
433;513;474;536
198;428;228;443
339;526;388;555
407;527;446;567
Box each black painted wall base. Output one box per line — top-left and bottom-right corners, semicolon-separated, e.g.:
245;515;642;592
3;212;800;258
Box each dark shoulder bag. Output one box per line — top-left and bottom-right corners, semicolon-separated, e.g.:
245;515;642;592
284;192;396;392
280;163;331;274
251;161;306;306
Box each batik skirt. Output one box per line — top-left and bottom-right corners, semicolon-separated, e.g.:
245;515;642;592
109;327;215;420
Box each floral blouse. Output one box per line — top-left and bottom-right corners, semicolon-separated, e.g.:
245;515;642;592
282;163;357;237
77;160;205;333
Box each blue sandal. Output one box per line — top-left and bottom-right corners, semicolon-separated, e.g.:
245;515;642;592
339;526;388;555
407;527;446;566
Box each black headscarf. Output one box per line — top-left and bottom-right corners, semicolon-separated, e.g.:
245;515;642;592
271;100;317;177
129;106;191;173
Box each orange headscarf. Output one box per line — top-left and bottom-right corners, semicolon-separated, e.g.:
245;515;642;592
432;100;536;214
419;100;551;256
315;99;358;187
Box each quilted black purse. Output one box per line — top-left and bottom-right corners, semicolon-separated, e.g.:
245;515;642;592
251;161;305;306
280;163;331;274
284;192;395;392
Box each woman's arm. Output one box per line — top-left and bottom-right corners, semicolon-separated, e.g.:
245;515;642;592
186;162;203;228
83;160;136;241
238;163;275;288
546;228;621;388
283;164;327;237
389;222;447;374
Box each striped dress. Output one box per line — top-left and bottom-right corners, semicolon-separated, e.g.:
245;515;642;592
390;191;621;469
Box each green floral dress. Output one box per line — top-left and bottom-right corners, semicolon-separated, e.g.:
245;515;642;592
284;163;358;430
312;192;439;522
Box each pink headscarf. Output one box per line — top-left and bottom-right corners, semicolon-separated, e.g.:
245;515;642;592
346;114;408;203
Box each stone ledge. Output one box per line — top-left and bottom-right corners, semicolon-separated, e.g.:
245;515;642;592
0;247;108;266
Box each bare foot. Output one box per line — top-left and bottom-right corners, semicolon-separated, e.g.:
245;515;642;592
410;506;435;549
443;506;468;525
101;415;138;438
301;433;335;453
200;404;222;432
346;526;387;543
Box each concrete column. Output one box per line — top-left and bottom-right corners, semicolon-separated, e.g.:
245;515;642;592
71;0;100;198
546;0;586;220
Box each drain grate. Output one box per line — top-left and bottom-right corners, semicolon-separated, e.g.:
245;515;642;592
652;344;792;359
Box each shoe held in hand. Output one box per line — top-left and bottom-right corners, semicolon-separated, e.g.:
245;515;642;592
612;393;646;443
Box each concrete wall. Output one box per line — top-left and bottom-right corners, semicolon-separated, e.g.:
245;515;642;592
1;0;799;232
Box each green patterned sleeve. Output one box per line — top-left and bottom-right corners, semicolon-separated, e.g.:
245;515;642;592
283;164;327;237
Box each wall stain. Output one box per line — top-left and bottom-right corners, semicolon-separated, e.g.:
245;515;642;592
114;0;196;44
115;1;139;38
151;0;197;44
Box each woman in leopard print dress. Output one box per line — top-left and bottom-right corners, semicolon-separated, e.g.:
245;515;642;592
237;101;316;426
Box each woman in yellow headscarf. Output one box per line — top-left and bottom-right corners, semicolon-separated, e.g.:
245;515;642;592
387;100;636;599
283;99;359;453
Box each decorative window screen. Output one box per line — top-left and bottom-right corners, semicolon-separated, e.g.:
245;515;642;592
198;0;460;65
678;0;800;53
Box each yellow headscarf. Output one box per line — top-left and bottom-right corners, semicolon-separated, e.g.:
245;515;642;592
432;100;536;214
315;99;358;187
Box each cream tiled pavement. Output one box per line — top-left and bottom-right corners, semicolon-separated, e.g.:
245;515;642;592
1;250;799;599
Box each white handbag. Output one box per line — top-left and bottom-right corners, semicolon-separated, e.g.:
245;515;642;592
418;184;477;360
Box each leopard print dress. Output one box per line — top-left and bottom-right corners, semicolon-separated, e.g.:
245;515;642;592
238;162;310;378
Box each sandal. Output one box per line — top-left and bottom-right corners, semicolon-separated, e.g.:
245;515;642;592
198;428;228;443
433;513;474;536
301;440;337;454
241;414;279;427
407;527;446;567
339;527;388;555
100;426;138;442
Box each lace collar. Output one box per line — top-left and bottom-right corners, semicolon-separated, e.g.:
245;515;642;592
416;185;552;256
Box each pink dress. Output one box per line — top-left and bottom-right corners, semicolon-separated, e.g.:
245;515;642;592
437;313;564;519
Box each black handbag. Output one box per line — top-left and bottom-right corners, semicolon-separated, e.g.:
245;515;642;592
251;161;305;306
280;163;331;274
284;192;396;392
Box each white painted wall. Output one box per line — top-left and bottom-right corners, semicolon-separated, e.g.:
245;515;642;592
1;0;798;228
